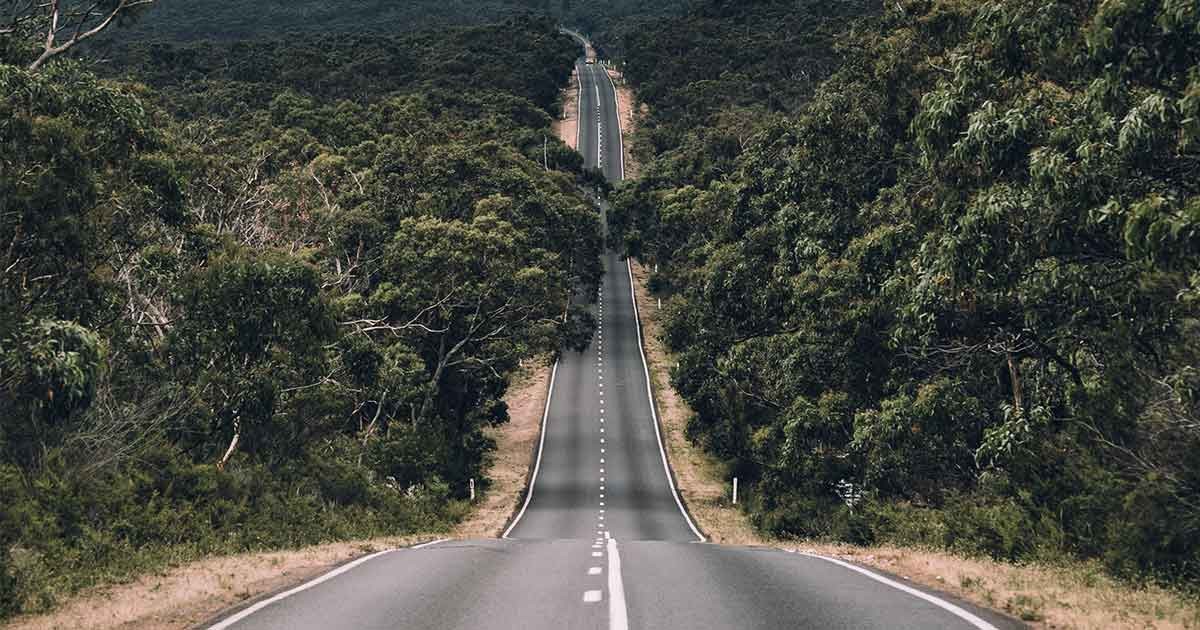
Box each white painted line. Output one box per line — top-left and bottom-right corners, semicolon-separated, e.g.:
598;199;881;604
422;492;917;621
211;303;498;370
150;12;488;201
584;589;603;603
589;566;603;575
502;360;561;538
607;538;630;630
595;80;603;167
207;539;449;629
795;552;999;630
592;551;604;557
626;258;706;541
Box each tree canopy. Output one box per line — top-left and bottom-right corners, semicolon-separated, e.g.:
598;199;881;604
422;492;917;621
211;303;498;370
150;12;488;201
615;0;1200;585
1;17;597;617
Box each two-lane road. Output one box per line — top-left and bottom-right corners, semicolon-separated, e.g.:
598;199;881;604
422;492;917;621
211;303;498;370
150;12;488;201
575;58;625;179
207;45;1021;630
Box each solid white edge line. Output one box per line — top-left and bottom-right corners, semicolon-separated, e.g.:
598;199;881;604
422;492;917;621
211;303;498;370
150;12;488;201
606;538;629;630
206;538;449;630
575;63;583;152
626;258;706;542
602;64;626;181
502;359;561;538
794;552;1000;630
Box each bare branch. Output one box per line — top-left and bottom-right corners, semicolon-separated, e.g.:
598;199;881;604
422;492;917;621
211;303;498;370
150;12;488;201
27;0;157;72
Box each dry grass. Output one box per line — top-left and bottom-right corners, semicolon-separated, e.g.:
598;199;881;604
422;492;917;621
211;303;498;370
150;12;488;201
630;260;757;545
453;359;552;538
796;543;1200;629
1;535;429;630
552;68;579;150
630;260;1200;629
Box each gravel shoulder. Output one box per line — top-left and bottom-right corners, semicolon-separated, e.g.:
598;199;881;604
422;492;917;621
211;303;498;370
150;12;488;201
552;68;579;151
606;67;642;180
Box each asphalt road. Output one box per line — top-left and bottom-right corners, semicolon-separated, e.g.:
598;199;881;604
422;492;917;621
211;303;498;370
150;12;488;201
209;47;1022;630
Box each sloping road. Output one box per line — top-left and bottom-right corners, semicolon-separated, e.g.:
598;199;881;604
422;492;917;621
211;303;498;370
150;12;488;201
207;45;1022;630
502;61;696;538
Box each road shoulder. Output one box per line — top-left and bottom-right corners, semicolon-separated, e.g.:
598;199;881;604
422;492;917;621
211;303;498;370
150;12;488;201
605;67;642;180
453;360;553;538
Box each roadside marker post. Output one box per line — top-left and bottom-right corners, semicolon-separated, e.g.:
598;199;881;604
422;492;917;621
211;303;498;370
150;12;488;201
732;477;738;505
470;478;476;502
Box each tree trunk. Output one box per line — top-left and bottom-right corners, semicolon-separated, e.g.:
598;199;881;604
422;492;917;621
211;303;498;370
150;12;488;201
1007;352;1024;413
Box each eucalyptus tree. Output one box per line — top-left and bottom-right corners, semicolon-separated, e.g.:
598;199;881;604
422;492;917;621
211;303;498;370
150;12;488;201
620;0;1199;579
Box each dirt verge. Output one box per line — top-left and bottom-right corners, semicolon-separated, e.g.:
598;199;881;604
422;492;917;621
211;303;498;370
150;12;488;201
552;69;579;150
1;535;430;630
629;259;1200;629
453;359;552;538
606;68;642;179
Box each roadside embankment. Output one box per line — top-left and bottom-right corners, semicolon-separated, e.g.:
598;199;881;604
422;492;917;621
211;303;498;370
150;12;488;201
552;67;580;151
629;260;1200;629
1;536;431;630
606;67;642;179
453;360;553;538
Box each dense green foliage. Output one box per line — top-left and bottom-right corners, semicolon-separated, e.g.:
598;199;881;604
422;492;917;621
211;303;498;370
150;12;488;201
0;18;595;617
81;0;682;45
615;0;1200;585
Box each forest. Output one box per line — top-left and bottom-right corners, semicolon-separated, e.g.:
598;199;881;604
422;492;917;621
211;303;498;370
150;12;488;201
100;0;684;45
1;12;595;618
613;0;1200;587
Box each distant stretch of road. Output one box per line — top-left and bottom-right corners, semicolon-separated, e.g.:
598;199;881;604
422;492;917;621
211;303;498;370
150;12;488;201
206;37;1021;630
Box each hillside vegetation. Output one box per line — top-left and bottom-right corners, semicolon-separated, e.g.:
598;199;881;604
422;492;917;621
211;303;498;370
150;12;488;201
84;0;683;43
613;0;1200;587
0;17;594;619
